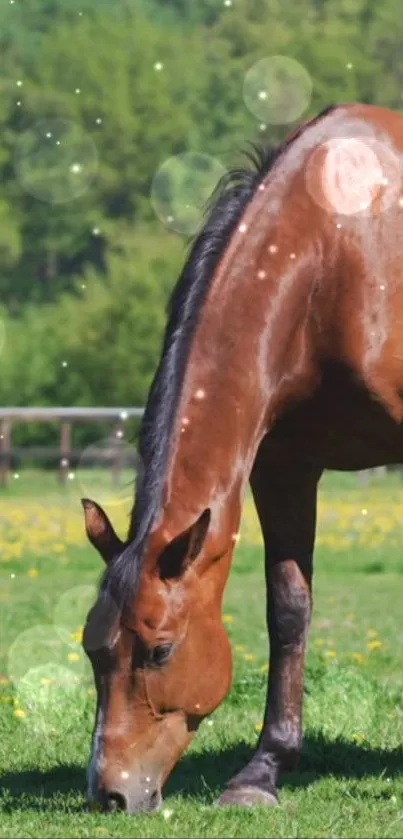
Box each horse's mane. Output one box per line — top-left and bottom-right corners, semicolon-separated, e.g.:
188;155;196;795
102;105;336;608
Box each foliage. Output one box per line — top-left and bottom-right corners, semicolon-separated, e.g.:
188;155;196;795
0;0;402;423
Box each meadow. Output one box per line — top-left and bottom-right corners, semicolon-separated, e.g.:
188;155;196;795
2;468;403;837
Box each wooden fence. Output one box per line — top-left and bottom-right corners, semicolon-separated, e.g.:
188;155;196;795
0;407;392;488
0;407;144;487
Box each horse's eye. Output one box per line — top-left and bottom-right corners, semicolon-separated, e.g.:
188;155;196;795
149;643;172;667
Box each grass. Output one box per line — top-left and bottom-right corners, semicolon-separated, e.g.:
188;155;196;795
2;469;403;836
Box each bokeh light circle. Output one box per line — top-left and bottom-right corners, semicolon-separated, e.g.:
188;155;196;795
243;56;312;125
305;137;401;217
54;585;97;645
14;663;86;736
151;152;227;235
8;624;85;687
75;435;139;508
14;118;98;204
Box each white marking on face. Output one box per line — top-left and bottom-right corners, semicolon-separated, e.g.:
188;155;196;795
87;706;104;801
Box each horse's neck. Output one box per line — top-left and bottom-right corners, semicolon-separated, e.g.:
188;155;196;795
162;219;318;537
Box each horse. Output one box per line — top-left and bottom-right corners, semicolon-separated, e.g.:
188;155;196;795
82;102;403;813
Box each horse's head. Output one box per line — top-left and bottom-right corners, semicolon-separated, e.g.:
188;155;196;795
82;498;233;813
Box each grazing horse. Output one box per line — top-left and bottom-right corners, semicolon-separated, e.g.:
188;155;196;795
82;103;403;812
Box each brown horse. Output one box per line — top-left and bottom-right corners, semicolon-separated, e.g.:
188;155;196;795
82;102;403;813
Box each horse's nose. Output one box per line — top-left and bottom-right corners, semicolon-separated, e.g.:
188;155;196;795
104;790;128;812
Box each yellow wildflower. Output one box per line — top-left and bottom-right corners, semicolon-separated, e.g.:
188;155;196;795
14;708;26;719
67;652;80;662
255;722;263;731
27;568;39;578
350;652;366;664
367;640;382;651
244;653;256;662
222;614;234;623
324;650;336;658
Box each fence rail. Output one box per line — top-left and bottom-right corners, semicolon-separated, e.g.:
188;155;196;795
0;407;144;487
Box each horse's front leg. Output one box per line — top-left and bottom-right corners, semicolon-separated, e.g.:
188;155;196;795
219;459;323;807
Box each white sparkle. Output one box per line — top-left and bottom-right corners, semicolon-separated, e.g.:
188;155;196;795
78;10;83;15
163;809;173;820
360;201;368;210
68;472;75;480
258;184;265;191
207;720;213;726
11;573;15;578
195;388;205;400
224;0;232;6
259;124;266;132
166;215;174;224
146;776;151;782
81;283;86;289
336;223;342;229
16;80;23;87
290;252;296;259
120;410;128;420
381;177;389;186
60;458;69;467
46;132;52;138
195;703;200;709
145;787;149;794
95;118;102;124
232;533;240;543
121;771;129;780
399;197;403;207
380;285;385;290
268;244;278;254
238;223;248;233
62;361;68;367
257;270;266;279
92;227;100;236
70;163;82;174
258;90;267;100
10;1;15;4
182;417;190;426
16;101;21;106
75;88;81;94
346;62;353;69
56;141;60;145
116;429;124;438
14;473;19;479
154;62;164;71
361;508;368;515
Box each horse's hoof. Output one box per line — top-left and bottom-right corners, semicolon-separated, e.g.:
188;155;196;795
217;785;278;808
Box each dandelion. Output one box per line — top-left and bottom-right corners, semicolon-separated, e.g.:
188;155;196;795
244;653;256;662
324;650;336;658
352;732;365;743
222;614;234;623
67;652;80;662
14;708;26;719
367;640;382;651
255;722;263;731
350;652;366;664
40;678;52;685
27;568;38;578
260;663;268;672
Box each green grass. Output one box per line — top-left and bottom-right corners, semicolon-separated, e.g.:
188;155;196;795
2;470;403;837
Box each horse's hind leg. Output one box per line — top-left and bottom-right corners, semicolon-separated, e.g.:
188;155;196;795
219;445;322;807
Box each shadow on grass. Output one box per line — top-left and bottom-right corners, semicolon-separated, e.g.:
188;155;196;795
2;735;403;811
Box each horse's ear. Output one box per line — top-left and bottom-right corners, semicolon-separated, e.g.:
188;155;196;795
81;498;124;565
158;508;211;580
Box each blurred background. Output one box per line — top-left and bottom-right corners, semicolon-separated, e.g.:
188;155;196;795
0;0;402;471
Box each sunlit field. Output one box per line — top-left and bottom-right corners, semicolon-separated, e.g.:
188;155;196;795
2;469;403;838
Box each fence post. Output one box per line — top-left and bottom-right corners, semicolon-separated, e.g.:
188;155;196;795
0;419;11;488
59;421;72;485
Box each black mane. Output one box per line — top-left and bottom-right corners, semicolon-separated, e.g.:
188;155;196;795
102;106;336;608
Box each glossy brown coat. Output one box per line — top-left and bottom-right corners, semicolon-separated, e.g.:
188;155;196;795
83;104;403;812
